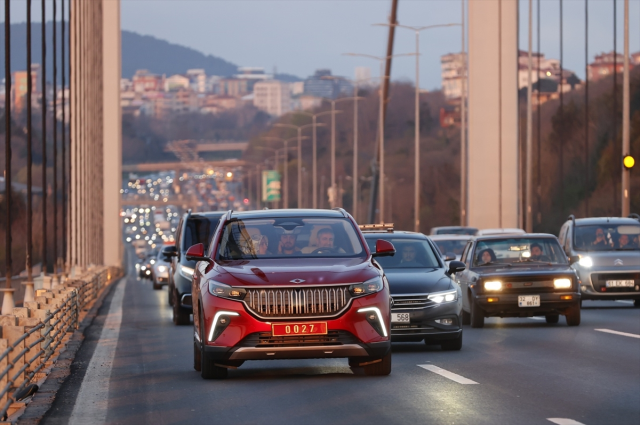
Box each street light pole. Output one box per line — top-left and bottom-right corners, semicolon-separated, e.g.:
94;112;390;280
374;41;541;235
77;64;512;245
263;136;307;209
344;52;416;222
373;22;459;230
622;0;630;216
526;0;534;232
274;122;315;209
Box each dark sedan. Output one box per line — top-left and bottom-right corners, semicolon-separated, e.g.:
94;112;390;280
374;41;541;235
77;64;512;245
455;234;581;328
362;227;466;351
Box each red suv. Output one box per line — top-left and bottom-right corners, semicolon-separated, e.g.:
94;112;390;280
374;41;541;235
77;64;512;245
187;209;395;379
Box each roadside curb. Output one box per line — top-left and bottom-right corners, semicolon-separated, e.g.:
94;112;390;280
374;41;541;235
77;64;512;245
17;276;124;424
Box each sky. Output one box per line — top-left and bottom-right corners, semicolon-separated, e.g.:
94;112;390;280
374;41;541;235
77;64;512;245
4;0;640;90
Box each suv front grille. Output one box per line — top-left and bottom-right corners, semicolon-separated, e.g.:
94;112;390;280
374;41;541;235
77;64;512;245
391;295;435;310
238;330;359;348
244;286;351;318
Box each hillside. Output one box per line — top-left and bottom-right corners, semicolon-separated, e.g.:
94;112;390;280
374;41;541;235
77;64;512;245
0;22;301;81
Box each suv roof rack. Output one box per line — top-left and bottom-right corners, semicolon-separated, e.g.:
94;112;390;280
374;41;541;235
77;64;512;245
629;213;640;221
359;223;394;233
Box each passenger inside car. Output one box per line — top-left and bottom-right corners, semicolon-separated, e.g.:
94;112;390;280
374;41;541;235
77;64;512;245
617;234;638;249
278;230;301;255
477;248;497;265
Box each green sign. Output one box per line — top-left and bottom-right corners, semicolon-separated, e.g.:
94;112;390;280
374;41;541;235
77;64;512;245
262;170;281;202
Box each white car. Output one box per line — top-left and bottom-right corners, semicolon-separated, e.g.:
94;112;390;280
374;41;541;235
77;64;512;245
476;228;526;236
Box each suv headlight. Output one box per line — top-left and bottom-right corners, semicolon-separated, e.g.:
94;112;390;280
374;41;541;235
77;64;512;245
554;278;572;289
578;256;593;268
428;289;457;304
179;265;194;279
208;281;246;301
349;276;384;297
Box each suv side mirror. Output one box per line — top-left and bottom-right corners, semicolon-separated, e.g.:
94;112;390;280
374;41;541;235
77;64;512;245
161;245;177;261
185;243;213;264
372;239;396;257
569;255;580;265
447;260;466;276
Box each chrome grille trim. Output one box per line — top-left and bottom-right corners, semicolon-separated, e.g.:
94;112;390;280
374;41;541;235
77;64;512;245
243;286;351;319
391;295;435;310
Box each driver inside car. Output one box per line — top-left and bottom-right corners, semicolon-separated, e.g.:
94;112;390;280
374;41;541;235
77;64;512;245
278;230;301;255
529;243;550;261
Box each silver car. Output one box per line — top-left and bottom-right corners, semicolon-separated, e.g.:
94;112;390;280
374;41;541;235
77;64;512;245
152;250;171;290
559;215;640;307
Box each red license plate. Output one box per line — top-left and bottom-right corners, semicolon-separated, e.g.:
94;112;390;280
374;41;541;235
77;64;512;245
271;322;328;337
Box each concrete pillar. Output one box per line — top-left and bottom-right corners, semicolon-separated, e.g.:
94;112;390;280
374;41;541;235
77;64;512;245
103;0;122;267
468;0;519;229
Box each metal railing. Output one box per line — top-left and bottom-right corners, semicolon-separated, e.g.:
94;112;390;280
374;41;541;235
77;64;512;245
0;266;120;421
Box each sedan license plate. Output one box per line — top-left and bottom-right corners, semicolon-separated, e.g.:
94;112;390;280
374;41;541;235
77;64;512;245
518;295;540;307
271;322;327;337
391;313;410;323
606;280;635;288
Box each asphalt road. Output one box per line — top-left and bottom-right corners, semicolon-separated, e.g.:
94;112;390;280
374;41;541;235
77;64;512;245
42;255;640;425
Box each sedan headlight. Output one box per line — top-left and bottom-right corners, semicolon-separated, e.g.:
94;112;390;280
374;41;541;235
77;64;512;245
157;265;167;273
150;259;156;265
554;278;572;289
578;256;593;268
349;276;384;297
427;290;457;304
484;281;502;291
179;265;194;279
208;281;246;301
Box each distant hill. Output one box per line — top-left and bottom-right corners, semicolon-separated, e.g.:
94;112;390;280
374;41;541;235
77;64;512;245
0;22;301;81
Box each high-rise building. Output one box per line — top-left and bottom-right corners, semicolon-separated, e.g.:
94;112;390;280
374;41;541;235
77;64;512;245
303;69;352;99
588;51;633;82
253;80;291;116
441;53;466;100
355;67;372;86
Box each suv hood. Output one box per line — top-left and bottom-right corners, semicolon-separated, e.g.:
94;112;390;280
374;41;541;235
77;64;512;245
576;251;640;267
213;258;377;287
384;268;453;294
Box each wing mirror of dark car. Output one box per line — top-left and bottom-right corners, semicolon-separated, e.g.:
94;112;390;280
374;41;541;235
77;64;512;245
569;255;580;265
185;243;213;265
447;260;466;276
444;252;457;262
372;239;396;257
161;245;177;261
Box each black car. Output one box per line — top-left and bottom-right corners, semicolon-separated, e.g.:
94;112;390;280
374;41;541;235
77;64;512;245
455;234;581;328
165;211;225;325
361;225;466;351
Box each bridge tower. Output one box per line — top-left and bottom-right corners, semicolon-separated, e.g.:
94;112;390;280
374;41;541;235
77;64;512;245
467;0;520;229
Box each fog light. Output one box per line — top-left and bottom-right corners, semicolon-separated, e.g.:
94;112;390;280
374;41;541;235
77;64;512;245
560;295;573;300
368;314;376;321
435;318;454;325
487;297;499;303
219;318;227;324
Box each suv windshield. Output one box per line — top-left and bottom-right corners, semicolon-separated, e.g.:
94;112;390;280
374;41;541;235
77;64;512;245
473;237;567;266
365;238;440;269
217;217;365;260
573;224;640;252
183;216;221;253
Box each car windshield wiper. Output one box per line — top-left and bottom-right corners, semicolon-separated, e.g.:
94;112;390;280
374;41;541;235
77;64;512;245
478;261;511;267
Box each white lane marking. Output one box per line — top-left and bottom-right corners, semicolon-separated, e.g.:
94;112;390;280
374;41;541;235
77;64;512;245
528;317;545;320
418;364;478;385
547;419;586;425
595;328;640;339
615;300;634;304
69;279;127;425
